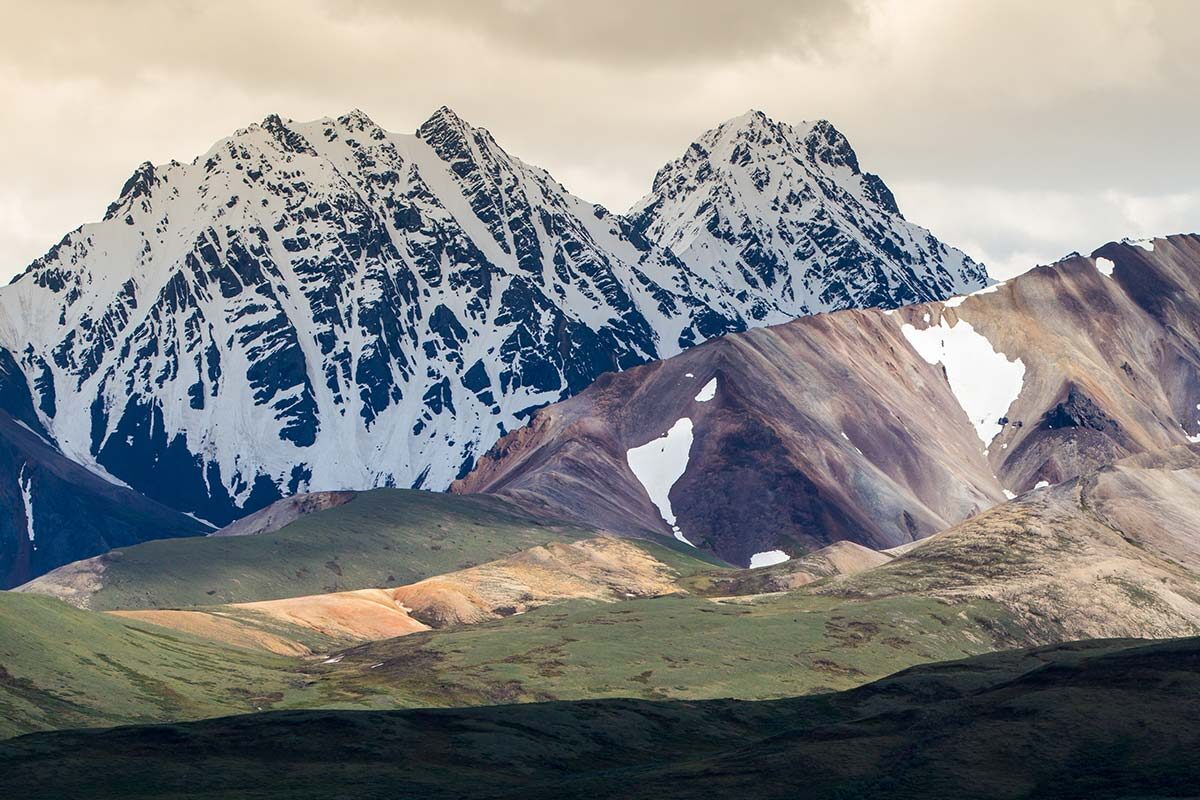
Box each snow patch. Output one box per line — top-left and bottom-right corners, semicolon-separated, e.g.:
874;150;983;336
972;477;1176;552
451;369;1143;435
627;418;696;546
1122;237;1155;252
1034;480;1050;489
944;282;1004;308
1095;257;1115;277
1003;489;1016;500
749;550;790;569
694;378;717;402
17;463;35;548
901;315;1025;446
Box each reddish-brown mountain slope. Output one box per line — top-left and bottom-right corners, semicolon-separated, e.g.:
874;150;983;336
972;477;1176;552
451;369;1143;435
455;234;1200;566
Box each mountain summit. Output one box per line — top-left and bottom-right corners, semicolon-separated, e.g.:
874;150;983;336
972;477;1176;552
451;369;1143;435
630;110;988;320
0;107;984;579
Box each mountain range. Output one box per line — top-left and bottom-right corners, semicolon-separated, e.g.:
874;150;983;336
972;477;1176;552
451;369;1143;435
458;234;1200;565
0;107;985;586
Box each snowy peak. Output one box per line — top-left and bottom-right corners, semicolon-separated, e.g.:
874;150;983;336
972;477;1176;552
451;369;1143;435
0;105;986;571
103;161;159;221
632;110;985;320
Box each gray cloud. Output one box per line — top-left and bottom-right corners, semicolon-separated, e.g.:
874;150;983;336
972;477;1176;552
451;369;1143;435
366;0;863;65
1;0;1198;281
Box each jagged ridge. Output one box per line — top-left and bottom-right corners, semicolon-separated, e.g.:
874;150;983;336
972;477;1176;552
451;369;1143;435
0;107;985;571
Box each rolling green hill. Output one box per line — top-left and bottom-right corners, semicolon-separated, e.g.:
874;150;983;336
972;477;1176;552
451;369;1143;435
3;636;1196;799
16;489;598;610
0;592;312;738
312;592;1025;707
6;448;1200;743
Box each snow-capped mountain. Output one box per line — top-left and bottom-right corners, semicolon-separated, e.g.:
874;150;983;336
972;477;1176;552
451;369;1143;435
0;107;985;535
631;111;988;319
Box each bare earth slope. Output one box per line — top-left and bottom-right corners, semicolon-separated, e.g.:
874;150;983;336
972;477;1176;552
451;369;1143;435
209;491;357;538
456;234;1200;566
825;443;1200;642
111;537;689;654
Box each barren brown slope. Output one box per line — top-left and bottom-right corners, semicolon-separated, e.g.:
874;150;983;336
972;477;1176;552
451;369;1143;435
209;491;357;538
455;234;1200;566
823;443;1200;643
112;538;688;653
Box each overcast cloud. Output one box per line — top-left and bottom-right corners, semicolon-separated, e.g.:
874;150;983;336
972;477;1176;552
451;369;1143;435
2;0;1198;280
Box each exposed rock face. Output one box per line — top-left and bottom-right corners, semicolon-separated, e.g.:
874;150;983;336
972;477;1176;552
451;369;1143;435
0;107;983;579
210;491;357;538
456;235;1200;566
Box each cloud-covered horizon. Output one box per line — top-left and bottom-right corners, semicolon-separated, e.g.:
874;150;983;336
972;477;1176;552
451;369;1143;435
2;0;1198;280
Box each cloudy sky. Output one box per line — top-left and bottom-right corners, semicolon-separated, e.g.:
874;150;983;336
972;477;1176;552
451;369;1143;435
2;0;1198;280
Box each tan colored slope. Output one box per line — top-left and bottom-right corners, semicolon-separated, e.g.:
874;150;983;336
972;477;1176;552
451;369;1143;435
112;537;681;653
107;609;316;657
823;444;1200;643
393;536;680;627
682;540;892;596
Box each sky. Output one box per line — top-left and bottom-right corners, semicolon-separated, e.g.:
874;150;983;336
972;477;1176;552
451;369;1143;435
2;0;1198;281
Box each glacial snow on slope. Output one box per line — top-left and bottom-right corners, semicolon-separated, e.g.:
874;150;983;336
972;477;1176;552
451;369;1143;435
749;550;790;568
626;418;696;546
901;315;1025;447
943;281;1004;308
0;106;986;525
1123;237;1156;252
17;463;35;548
694;378;717;402
1096;257;1116;277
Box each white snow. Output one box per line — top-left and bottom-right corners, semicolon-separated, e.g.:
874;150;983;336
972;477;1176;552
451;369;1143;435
184;512;218;529
322;654;344;664
901;315;1025;447
1123;237;1155;252
749;550;790;569
17;463;35;548
1003;489;1017;499
626;418;696;546
1095;257;1115;277
1034;480;1050;489
694;377;717;402
684;372;694;378
944;281;1006;308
